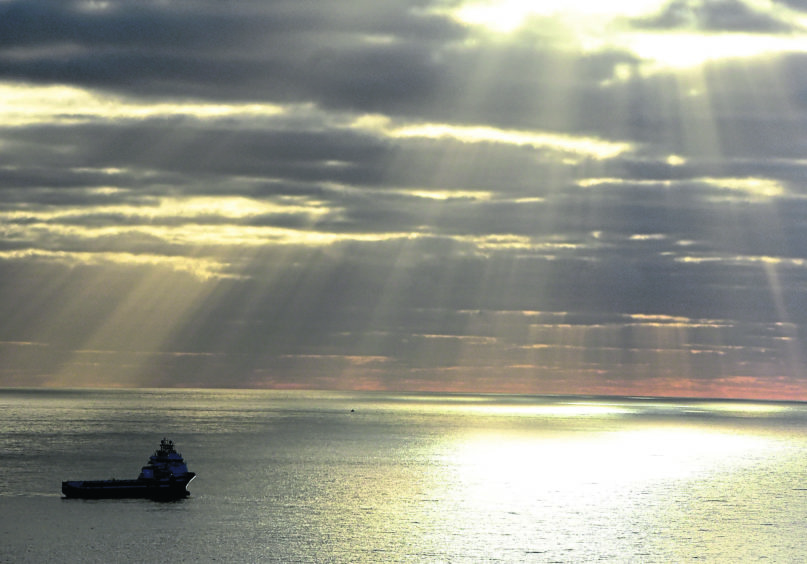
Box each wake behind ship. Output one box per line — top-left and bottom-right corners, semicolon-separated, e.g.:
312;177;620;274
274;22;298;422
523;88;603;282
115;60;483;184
62;438;195;500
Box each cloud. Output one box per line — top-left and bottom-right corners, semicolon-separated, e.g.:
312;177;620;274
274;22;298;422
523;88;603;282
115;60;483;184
632;0;799;33
0;0;459;109
1;1;807;397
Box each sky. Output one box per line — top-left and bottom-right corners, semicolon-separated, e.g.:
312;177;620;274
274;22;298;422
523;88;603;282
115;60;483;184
3;0;807;399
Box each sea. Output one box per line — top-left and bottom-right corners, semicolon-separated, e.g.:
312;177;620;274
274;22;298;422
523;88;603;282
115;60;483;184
2;389;807;563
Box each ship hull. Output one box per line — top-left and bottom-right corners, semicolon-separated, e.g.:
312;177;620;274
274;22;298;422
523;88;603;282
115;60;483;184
62;474;195;500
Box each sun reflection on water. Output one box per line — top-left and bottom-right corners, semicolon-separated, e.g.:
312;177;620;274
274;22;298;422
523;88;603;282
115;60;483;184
418;421;783;559
470;401;634;418
451;426;771;492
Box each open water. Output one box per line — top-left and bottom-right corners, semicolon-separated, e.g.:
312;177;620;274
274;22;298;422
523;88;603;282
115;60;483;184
2;389;807;563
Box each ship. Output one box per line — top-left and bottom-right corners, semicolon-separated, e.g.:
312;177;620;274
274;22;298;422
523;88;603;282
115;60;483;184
62;438;196;500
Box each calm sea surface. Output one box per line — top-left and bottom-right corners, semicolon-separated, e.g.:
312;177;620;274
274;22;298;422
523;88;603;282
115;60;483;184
2;389;807;563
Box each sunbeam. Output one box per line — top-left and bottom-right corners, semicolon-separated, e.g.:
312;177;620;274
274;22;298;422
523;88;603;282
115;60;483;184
1;0;807;398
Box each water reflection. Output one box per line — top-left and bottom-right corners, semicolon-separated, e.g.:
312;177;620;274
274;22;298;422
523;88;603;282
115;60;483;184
451;425;775;490
3;390;806;562
413;424;784;561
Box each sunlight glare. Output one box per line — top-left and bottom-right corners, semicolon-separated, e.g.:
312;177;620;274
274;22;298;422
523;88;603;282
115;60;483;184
699;177;786;201
0;83;287;126
390;123;631;160
450;0;662;33
469;402;632;418
449;426;777;510
625;32;807;68
442;0;807;70
397;188;493;201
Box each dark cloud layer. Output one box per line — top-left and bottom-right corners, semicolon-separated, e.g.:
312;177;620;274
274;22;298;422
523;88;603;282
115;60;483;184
2;0;807;397
634;0;797;32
